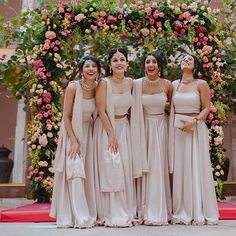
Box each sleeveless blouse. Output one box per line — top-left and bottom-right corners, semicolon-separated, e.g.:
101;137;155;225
142;92;167;115
82;98;96;121
173;90;201;113
112;91;133;116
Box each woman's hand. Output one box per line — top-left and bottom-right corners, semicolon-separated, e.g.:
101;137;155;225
180;119;197;132
69;141;81;159
108;135;118;154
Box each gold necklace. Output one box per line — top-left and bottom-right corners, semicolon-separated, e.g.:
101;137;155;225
144;77;160;85
79;78;96;91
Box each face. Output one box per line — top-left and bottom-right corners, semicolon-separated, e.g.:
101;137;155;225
81;60;98;80
110;51;128;75
181;55;194;71
145;55;159;77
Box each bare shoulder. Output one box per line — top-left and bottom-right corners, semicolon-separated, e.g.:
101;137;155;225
125;77;134;88
66;81;76;94
96;79;107;90
197;79;209;88
164;79;172;86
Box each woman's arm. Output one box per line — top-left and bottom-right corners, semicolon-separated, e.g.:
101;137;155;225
96;80;118;153
165;80;174;113
181;80;210;132
63;83;80;156
196;80;211;120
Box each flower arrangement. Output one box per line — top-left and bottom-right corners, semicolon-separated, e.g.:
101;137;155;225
1;0;235;201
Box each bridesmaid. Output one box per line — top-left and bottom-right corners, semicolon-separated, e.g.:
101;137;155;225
94;48;134;227
131;52;172;225
50;55;100;228
169;54;219;225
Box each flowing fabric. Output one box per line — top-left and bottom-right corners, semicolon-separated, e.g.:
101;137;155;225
169;80;219;225
50;81;97;228
131;78;171;224
94;77;134;227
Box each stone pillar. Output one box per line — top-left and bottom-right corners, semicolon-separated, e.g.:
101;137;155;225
12;99;26;182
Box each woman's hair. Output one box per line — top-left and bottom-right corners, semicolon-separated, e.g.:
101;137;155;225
105;48;128;77
143;52;164;77
78;55;101;75
180;54;202;79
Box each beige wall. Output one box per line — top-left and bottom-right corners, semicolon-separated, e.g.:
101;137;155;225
0;85;17;162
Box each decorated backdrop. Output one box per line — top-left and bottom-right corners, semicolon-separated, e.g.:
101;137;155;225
1;0;236;202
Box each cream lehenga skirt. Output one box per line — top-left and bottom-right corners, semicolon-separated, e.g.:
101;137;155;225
94;117;135;227
172;121;219;225
143;114;172;225
50;119;97;228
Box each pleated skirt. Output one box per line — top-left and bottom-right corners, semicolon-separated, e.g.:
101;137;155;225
172;122;219;225
94;117;134;227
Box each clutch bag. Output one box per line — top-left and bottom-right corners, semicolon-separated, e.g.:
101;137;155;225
174;114;195;131
66;153;86;180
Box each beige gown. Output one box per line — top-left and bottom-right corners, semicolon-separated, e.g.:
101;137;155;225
94;78;134;227
170;80;218;225
142;80;172;225
50;82;97;228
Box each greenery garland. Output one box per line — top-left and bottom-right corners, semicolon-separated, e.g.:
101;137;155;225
0;0;236;202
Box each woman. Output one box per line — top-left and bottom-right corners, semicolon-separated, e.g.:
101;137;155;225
50;55;100;228
94;48;134;227
131;52;172;225
169;54;218;225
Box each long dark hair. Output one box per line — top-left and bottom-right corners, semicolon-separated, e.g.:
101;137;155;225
105;48;128;77
143;52;164;78
180;54;202;79
78;55;101;76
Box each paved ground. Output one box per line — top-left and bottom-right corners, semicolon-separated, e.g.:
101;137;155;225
0;221;236;236
1;197;236;236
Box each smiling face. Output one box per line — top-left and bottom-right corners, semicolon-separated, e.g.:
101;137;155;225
81;59;98;81
110;51;128;75
181;55;195;72
145;55;159;77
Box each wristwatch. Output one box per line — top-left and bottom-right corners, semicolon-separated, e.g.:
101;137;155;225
194;117;200;124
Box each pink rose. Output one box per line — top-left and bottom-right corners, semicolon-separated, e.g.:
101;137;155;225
99;11;106;17
149;18;155;25
145;7;152;16
45;31;56;40
159;12;164;17
38;134;48;147
42;92;52;103
181;3;188;10
33;60;44;69
33;169;39;174
156;21;162;28
36;98;42;105
202;56;209;63
140;28;150;36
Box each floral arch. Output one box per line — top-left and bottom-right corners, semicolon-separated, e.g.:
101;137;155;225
1;0;235;202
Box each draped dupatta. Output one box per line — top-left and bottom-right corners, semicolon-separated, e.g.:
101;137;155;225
130;78;148;178
50;81;83;218
168;80;180;174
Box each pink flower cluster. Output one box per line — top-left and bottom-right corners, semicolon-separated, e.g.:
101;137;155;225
27;165;45;182
33;59;52;82
173;20;190;37
195;26;208;46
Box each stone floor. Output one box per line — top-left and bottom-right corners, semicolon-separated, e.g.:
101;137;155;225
0;221;236;236
1;197;236;236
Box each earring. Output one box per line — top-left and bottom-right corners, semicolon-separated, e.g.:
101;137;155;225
158;71;161;76
109;67;112;74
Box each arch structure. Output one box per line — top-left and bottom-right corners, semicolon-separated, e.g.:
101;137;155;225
1;0;233;202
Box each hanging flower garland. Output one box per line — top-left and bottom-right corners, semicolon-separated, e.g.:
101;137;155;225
1;0;234;202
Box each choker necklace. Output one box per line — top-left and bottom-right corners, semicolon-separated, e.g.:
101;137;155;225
79;78;96;91
145;77;160;85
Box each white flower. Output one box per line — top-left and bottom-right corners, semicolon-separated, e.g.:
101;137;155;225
216;165;221;169
47;132;53;138
215;172;220;177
